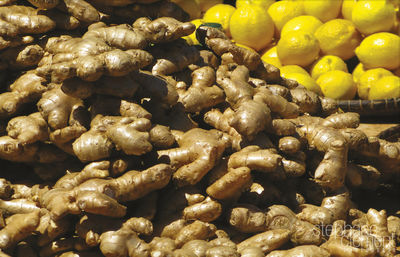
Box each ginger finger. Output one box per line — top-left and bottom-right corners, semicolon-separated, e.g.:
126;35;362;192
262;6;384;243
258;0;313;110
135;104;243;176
237;229;290;255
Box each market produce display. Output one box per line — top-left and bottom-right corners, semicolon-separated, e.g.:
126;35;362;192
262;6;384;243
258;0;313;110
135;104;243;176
0;0;399;256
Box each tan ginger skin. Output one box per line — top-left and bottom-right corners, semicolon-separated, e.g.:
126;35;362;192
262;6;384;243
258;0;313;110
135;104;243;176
1;3;400;256
158;128;229;186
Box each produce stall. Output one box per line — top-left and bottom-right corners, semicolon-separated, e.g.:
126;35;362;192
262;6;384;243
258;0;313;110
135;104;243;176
0;0;399;256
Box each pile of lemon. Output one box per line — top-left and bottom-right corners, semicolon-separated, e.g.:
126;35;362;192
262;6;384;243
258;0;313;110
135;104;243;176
177;0;400;100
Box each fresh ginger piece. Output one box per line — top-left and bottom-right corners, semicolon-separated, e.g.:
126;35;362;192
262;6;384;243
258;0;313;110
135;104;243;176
266;245;330;257
76;166;168;217
58;0;99;23
206;246;239;257
228;204;266;233
182;196;222;222
237;229;290;255
83;23;148;50
90;95;151;119
0;210;41;249
38;189;100;219
151;39;200;76
158;128;229;186
322;112;360;129
177;66;225;113
7;112;49;144
341;229;378;256
72;115;152;161
204;108;243;150
106;117;152;156
269;119;296;136
0;136;68;163
37;36;153;82
37;85;85;130
346;163;381;189
365;209;396;257
36;210;73;247
71;116;116;162
239;246;264;257
189;50;220;70
320;188;351;221
296;204;334;226
206;167;252;200
0;44;44;70
289;87;322;114
278;136;301;155
281;151;306;177
0;198;40;215
0;179;11;199
149;124;175;149
180;240;210;257
293;120;348;190
9;72;47;103
216;64;271;140
71;163;173;204
321;237;375;257
266;205;322;245
174;220;217;248
149;236;176;253
198;25;260;71
134;17;195;44
253;86;299;119
228;145;282;173
0;5;55;34
0;72;46;117
99;220;150;257
159;219;188;239
388;216;400;243
54;161;110;189
27;0;59;9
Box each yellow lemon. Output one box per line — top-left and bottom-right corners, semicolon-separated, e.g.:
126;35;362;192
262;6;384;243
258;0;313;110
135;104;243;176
310;55;348;80
342;0;359;20
195;0;223;13
317;70;357;99
352;0;396;35
267;1;304;35
230;5;275;51
261;46;282;68
276;31;320;67
357;68;393;99
352;62;366;83
235;43;255;51
302;0;343;22
368;75;400;99
314;19;362;60
355;32;400;70
203;4;236;37
284;72;322;95
171;0;201;19
236;0;275;10
281;15;323;38
279;65;310;78
182;19;203;45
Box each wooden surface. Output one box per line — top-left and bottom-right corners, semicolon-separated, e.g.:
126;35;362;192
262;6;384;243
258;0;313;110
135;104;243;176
358;123;398;137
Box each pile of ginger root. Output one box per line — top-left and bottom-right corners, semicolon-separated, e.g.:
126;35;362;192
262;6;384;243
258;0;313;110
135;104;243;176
0;0;400;256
